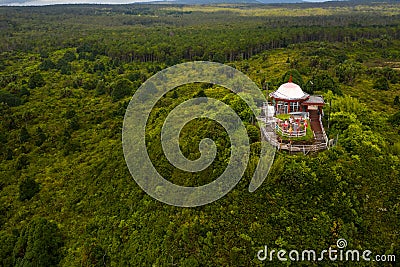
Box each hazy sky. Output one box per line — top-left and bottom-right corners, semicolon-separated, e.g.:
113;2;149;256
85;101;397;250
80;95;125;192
0;0;155;5
1;0;330;6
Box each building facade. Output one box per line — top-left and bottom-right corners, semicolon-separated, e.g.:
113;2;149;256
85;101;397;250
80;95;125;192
269;80;324;115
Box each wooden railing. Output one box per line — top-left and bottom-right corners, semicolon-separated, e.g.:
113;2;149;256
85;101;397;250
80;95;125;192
319;115;329;144
261;127;279;147
277;142;327;153
275;124;306;138
261;127;327;153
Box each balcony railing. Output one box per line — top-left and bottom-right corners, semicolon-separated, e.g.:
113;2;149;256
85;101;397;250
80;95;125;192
275;124;307;137
261;127;327;153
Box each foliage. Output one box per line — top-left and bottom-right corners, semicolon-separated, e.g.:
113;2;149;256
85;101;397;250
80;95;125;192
394;96;400;106
61;50;76;62
390;111;400;126
0;90;22;107
39;58;56;71
13;217;64;267
246;124;260;143
111;78;134;102
379;66;399;84
1;3;399;64
0;2;399;266
0;232;18;266
28;73;45;89
373;77;390;91
331;94;365;115
305;73;342;95
18;177;40;201
19;127;30;143
335;60;362;85
15;154;29;170
275;113;290;120
34;127;46;146
81;242;110;267
281;69;304;87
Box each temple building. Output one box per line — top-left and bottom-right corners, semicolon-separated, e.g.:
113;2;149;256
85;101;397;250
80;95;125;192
269;77;325;115
260;77;330;153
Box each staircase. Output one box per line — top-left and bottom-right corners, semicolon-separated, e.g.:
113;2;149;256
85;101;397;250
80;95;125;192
309;110;327;144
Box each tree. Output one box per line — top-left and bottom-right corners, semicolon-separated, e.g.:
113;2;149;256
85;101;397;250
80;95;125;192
93;62;105;73
15;154;29;170
281;69;304;87
18;86;30;97
5;148;13;160
228;95;253;123
381;67;399;84
61;50;76;62
246;125;260;143
394;96;400;106
330;111;358;133
389;111;400;126
35;127;46;146
81;243;110;267
335;61;362;85
194;89;207;101
0;133;6;146
172;90;178;99
39;50;49;58
28;73;45;89
95;80;106;96
0;90;22;107
60;63;72;75
373;77;390;91
67;117;80;131
305;73;342;95
19;177;40;201
127;71;141;82
82;79;97;90
335;52;348;64
13;217;64;267
64;108;76;119
19;127;30;143
341;123;383;155
56;59;72;75
0;231;17;267
273;157;311;190
111;78;133;102
304;80;315;94
39;58;55;71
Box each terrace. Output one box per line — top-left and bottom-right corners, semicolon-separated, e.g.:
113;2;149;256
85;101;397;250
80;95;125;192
274;113;309;138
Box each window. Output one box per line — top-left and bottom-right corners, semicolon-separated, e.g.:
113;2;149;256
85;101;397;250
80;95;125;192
290;102;299;112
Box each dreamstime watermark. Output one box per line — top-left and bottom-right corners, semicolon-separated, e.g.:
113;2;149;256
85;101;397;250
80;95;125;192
122;61;275;207
257;238;396;262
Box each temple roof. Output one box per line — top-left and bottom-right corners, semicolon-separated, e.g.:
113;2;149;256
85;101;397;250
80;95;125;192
270;82;309;101
303;95;325;105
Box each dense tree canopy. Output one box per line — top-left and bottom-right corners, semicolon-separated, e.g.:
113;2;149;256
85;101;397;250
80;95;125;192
0;2;399;266
13;218;64;266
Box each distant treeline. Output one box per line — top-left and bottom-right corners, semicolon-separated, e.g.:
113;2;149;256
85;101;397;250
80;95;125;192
1;3;399;63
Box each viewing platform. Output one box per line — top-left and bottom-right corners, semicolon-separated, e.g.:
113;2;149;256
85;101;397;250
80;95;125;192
259;78;331;154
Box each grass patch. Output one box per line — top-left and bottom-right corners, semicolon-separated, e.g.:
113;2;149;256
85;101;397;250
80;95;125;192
276;114;291;120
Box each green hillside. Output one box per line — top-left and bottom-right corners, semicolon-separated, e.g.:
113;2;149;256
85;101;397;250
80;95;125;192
0;2;399;266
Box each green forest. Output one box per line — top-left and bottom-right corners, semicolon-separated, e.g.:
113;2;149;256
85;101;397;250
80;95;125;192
0;1;399;266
